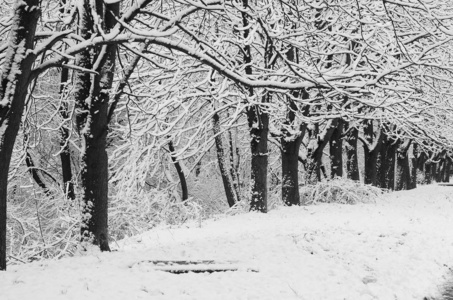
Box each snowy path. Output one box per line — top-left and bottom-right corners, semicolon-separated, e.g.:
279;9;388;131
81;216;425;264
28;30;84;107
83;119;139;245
2;185;453;300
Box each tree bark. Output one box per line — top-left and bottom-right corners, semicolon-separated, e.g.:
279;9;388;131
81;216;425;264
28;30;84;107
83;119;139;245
305;119;339;184
281;136;302;205
59;66;75;200
344;124;360;181
212;112;237;207
362;121;383;186
241;0;268;212
76;0;119;251
435;154;446;183
425;161;433;184
395;139;412;191
25;152;51;196
329;119;344;178
377;134;397;190
0;0;40;271
409;144;418;189
431;161;437;183
247;104;269;212
444;157;451;183
417;151;426;173
228;129;241;202
281;91;308;206
59;127;75;200
168;141;189;201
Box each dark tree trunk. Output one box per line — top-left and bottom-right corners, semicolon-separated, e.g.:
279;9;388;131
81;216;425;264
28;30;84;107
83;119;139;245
409;144;418;189
228;129;241;202
281;129;304;206
364;149;380;185
395;139;412;191
305;119;339;184
344;124;359;181
0;0;40;271
417;152;427;173
435;154;447;183
377;134;397;190
425;161;433;184
212;112;237;207
59;66;75;200
431;162;438;183
362;121;383;186
247;104;269;212
444;157;451;183
281;91;307;206
436;159;445;183
25;152;51;196
241;0;268;212
76;0;119;252
59;127;74;200
280;44;307;205
168;141;189;201
329;119;343;178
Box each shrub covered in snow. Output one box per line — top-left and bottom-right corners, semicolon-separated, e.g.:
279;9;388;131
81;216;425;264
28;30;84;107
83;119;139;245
6;185;206;265
301;178;384;205
108;188;203;241
7;184;80;264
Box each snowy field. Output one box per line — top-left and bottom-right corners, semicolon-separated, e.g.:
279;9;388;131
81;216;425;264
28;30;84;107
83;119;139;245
2;185;453;300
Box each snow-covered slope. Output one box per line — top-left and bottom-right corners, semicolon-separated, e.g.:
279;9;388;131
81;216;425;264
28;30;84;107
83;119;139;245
2;185;453;300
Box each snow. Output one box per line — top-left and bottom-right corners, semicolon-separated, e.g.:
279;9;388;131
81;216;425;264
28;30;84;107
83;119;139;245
2;185;453;300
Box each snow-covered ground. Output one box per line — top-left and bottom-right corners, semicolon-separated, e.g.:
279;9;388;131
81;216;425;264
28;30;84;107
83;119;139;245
2;185;453;300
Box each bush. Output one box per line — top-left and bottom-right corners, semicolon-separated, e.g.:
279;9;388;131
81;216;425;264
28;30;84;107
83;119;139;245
108;188;203;241
7;184;80;264
7;184;206;265
301;178;384;205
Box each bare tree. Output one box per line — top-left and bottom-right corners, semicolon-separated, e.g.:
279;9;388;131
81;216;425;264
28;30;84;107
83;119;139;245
0;0;40;271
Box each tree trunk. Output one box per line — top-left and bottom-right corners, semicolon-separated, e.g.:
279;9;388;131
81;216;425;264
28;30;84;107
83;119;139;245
417;152;426;173
409;144;418;189
281;92;307;206
364;148;380;185
0;0;40;271
76;0;119;251
362;121;383;186
435;154;447;183
168;141;189;201
395;139;412;191
431;162;438;183
241;0;268;212
228;129;241;202
329;119;343;178
247;104;269;212
305;119;339;184
25;152;51;196
344;124;359;181
59;67;75;200
444;157;451;183
377;134;397;190
212;112;237;207
425;161;433;184
59;127;74;200
281;131;304;206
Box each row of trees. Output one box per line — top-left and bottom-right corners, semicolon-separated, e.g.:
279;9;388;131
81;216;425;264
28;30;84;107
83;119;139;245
1;0;453;270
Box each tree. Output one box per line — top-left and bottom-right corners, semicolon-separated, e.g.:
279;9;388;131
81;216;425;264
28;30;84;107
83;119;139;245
73;0;120;251
213;110;238;207
0;0;40;271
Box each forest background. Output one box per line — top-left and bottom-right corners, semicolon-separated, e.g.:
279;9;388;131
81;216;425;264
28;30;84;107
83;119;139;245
1;0;453;271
